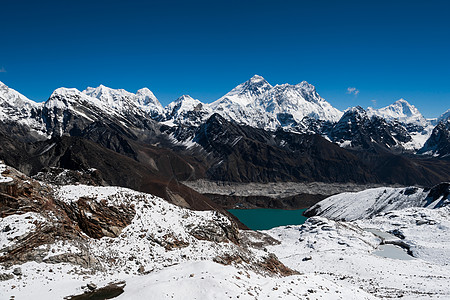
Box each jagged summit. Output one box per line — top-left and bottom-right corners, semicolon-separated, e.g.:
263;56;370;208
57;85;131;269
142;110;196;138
82;84;163;117
0;80;37;107
50;87;83;97
249;74;266;82
136;87;161;107
438;109;450;123
164;95;211;126
367;98;427;126
210;75;273;108
205;76;342;129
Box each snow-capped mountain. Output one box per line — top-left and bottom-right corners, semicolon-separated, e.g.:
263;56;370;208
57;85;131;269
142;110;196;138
366;99;434;150
0;79;448;157
0;81;163;139
259;81;342;123
367;99;427;126
438;109;450;123
211;74;273;108
418;120;450;157
328;106;413;150
164;95;212;127
83;84;164;118
0;81;46;137
167;75;343;131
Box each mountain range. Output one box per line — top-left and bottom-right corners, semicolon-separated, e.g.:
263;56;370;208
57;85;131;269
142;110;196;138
0;76;449;199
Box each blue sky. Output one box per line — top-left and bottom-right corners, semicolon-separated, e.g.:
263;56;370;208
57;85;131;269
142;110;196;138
1;0;449;117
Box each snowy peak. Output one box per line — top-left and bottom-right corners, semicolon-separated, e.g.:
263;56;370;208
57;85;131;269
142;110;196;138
0;81;37;108
207;76;342;129
438;109;450;123
342;106;368;120
82;84;163;117
167;95;203;111
46;87;106;110
0;81;46;137
367;98;427;126
136;87;161;107
260;81;342;122
211;75;273;108
83;84;134;104
165;95;211;124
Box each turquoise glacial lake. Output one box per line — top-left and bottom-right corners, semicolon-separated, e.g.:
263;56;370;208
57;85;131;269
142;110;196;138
228;208;308;230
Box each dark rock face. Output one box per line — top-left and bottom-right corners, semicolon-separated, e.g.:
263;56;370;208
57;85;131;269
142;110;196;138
424;182;450;207
189;211;240;244
60;197;136;239
193;114;375;183
32;167;105;186
187;114;450;186
418;121;450;157
328;107;412;151
0;168;102;268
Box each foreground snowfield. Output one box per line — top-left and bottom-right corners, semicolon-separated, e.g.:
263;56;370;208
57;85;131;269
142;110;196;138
265;206;450;299
1;162;449;299
0;164;373;300
118;260;374;300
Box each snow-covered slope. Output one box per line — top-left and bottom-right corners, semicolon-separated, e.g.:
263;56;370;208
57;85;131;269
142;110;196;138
367;99;427;126
164;95;212;127
259;81;342;123
211;74;273;108
0;81;46;137
366;99;434;150
0;162;376;299
418;120;450;157
168;75;342;131
83;84;164;118
265;205;450;299
438;109;450;123
305;183;450;221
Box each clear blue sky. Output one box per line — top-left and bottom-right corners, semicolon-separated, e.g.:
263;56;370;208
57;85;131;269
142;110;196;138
1;0;449;117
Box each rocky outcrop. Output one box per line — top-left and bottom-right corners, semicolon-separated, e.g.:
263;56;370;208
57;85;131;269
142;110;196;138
33;167;105;186
60;197;135;239
418;121;450;157
0;166;131;268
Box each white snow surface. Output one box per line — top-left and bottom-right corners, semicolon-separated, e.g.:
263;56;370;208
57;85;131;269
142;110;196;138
438;108;450;123
118;260;373;300
2;170;450;299
83;84;164;116
1;182;376;299
367;98;428;126
0;81;47;137
265;205;450;299
165;75;343;130
306;185;449;221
